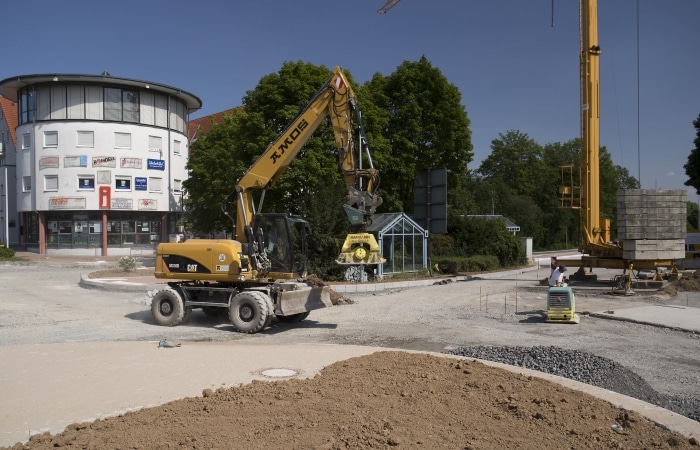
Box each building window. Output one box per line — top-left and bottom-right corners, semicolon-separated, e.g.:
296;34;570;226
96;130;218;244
104;88;121;121
173;140;181;155
149;177;162;192
115;176;131;191
85;86;103;120
67;86;85;120
115;132;131;149
148;135;162;153
77;131;94;147
18;83;188;131
22;133;31;149
78;175;95;190
50;85;67;119
173;179;182;193
104;87;139;122
45;175;58;191
23;176;32;192
19;89;36;124
122;90;139;123
44;131;58;148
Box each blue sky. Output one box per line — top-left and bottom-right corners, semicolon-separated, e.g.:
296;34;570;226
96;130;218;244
3;0;698;194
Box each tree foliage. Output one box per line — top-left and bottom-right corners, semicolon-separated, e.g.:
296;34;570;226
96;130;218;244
442;216;523;267
684;114;700;195
360;56;473;212
183;62;352;238
183;111;246;234
472;135;639;250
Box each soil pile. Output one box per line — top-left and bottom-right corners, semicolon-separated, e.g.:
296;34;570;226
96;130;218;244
663;271;700;296
4;352;696;450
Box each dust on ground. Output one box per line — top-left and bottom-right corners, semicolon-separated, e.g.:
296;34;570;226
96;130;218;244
4;351;696;450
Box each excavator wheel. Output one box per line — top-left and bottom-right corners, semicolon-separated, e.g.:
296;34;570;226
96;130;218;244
229;291;273;334
262;296;275;328
151;289;188;327
276;312;310;323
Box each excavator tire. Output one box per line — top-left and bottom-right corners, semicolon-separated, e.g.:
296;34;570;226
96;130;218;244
276;312;310;323
263;297;275;328
151;289;187;327
229;291;272;334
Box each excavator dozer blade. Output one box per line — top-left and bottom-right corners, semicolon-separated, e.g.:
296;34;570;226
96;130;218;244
336;232;386;265
276;286;333;316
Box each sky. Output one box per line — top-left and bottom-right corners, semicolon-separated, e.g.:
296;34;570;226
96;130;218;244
2;0;698;195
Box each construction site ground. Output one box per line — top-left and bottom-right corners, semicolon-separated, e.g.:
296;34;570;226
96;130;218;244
1;252;699;449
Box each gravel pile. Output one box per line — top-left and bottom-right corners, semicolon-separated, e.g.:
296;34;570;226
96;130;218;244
446;345;700;423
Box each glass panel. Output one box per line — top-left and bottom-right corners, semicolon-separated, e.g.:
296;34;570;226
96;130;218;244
85;86;103;120
50;85;66;119
122;90;139;123
104;88;121;121
67;86;84;119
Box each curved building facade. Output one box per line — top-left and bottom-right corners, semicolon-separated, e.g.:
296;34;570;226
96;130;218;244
0;73;201;255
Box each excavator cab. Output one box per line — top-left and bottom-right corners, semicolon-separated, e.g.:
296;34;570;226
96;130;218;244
253;213;309;278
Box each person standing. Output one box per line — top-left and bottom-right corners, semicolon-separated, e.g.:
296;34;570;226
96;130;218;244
549;265;567;287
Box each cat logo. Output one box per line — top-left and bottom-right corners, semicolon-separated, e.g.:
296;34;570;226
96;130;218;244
187;264;198;273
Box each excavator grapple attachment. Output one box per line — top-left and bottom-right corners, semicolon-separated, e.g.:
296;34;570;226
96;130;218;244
336;232;386;265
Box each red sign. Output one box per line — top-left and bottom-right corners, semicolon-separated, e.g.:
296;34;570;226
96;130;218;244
99;186;111;209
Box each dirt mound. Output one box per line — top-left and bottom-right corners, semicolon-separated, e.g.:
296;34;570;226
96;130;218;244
4;351;696;450
662;270;700;296
305;274;354;305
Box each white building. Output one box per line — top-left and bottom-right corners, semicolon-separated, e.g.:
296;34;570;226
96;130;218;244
0;73;201;255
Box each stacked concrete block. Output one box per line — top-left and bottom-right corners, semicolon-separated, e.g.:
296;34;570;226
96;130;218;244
617;189;687;260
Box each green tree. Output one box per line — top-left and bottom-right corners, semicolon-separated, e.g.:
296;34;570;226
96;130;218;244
447;216;522;266
477;131;549;247
183;111;244;235
683;114;700;195
360;56;473;212
478;130;545;199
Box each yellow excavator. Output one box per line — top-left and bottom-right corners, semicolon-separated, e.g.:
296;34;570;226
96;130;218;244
151;66;384;333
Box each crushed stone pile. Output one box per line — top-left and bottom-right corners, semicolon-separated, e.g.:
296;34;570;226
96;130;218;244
446;345;700;422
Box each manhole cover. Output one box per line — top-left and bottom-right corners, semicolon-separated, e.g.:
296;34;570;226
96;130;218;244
255;368;301;379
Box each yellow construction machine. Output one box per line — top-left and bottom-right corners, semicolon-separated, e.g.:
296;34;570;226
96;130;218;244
151;66;384;333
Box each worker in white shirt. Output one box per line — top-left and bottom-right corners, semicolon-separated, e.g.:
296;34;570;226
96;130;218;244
549;265;568;287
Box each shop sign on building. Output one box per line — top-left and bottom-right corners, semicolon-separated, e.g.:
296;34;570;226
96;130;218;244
111;198;133;209
65;155;88;168
147;159;165;170
138;199;158;210
97;171;111;184
49;197;87;210
99;186;111;209
135;177;147;191
40;156;60;170
121;157;142;169
93;156;117;168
